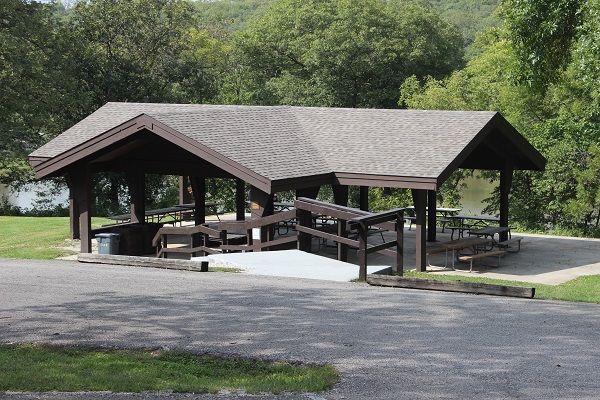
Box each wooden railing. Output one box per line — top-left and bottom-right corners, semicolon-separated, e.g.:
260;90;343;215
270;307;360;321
151;199;405;280
152;209;297;259
294;197;404;280
152;223;223;259
217;209;297;252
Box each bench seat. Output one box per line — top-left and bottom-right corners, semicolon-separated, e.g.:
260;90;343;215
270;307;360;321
458;250;506;272
495;236;523;253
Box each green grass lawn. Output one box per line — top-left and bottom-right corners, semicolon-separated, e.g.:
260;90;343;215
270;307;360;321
0;344;338;394
0;216;111;259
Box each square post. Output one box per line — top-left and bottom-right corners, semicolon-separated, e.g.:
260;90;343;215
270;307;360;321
359;186;369;211
396;210;404;275
126;172;145;223
69;166;92;253
65;174;80;240
357;222;368;280
179;176;192;205
412;189;427;272
500;162;514;242
427;190;437;242
190;176;206;225
236;178;246;221
250;186;274;251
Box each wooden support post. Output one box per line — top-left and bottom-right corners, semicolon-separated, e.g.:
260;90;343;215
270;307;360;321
427;190;437;242
250;186;274;251
179;176;192;205
190;176;206;225
333;184;349;262
500;162;514;242
236;178;246;221
412;189;427;272
337;219;348;262
69;167;92;253
297;208;312;253
65;174;80;240
359;186;369;211
357;222;368;281
332;184;349;207
396;210;404;276
126;172;145;223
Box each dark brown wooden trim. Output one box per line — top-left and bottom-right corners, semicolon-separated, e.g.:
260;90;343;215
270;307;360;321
65;173;80;240
236;179;246;221
427;190;437;242
359;186;369;211
334;173;438;190
126;172;145;223
412;189;427;272
33;114;274;194
366;275;535;298
190;176;206;225
500;161;514;242
272;174;333;193
69;165;92;253
332;184;349;207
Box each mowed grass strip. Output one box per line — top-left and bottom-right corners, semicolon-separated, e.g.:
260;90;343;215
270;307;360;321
404;271;600;303
0;343;338;394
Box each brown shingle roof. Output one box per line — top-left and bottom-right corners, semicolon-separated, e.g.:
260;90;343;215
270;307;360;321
29;102;546;190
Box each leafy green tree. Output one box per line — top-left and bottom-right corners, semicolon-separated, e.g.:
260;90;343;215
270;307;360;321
71;0;199;105
501;0;584;91
0;0;91;187
233;0;465;108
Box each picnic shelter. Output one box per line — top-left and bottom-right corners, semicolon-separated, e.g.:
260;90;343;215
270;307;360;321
28;102;547;271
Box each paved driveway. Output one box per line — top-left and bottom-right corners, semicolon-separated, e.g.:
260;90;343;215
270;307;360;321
1;259;598;399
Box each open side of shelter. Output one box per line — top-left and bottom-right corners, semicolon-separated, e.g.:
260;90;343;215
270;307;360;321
28;103;546;273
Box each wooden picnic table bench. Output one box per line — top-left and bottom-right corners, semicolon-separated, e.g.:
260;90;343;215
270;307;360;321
458;250;506;272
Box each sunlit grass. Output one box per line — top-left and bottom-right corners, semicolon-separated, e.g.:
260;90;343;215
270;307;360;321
0;217;111;259
403;271;600;303
0;344;338;394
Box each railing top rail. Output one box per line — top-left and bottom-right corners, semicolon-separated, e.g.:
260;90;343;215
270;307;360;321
217;209;296;231
152;223;221;246
349;207;405;226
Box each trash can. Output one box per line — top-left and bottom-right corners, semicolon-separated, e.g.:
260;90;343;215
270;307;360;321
96;233;121;255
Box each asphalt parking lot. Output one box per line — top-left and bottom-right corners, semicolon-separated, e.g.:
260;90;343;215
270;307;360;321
1;258;598;399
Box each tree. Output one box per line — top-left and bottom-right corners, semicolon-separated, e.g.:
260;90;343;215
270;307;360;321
0;0;90;187
71;0;200;106
233;0;465;108
500;0;584;91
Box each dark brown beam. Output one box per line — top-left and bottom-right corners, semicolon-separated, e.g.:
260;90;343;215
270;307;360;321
332;184;349;207
190;176;206;225
126;172;145;223
65;174;80;240
250;186;275;250
236;179;246;221
359;186;369;211
69;166;92;253
427;190;437;242
412;189;427;272
296;186;320;200
500;161;514;242
179;176;192;205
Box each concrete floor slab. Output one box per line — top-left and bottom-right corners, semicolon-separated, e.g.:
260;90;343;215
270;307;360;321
193;250;390;282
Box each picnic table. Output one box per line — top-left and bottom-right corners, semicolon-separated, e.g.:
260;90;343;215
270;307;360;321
405;206;461;231
447;214;501;239
469;226;511;243
437;236;493;270
106;202;219;225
